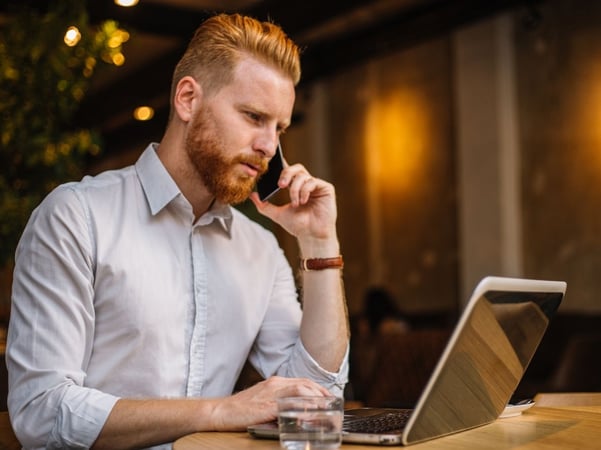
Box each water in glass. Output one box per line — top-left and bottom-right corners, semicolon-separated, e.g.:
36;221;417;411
279;408;343;450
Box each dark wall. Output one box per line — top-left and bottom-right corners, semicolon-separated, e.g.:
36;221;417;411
323;37;459;316
517;0;601;311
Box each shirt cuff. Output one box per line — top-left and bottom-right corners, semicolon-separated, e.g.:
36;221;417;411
48;385;120;448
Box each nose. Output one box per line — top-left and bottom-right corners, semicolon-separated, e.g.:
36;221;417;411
253;131;279;159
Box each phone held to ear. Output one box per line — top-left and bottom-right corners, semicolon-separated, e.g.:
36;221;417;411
257;143;284;202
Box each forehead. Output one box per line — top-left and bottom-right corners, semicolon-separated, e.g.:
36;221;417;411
222;56;296;118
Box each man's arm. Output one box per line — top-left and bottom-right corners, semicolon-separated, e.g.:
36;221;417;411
250;163;350;373
92;376;331;450
298;242;348;372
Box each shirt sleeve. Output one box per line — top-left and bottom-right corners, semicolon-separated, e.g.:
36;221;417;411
282;340;350;398
6;186;118;449
247;244;349;397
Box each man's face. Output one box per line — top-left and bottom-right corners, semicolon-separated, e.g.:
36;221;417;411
184;56;295;205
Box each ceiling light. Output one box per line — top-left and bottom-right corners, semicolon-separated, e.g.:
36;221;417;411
133;106;154;121
64;26;81;47
114;0;139;6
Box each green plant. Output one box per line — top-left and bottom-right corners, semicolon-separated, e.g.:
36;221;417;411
0;1;127;266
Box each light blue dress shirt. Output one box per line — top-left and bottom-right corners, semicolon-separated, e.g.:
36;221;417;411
7;144;348;449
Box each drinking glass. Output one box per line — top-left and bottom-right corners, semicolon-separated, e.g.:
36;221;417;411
277;396;344;450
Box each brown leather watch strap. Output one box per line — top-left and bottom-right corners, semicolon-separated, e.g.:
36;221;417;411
300;256;344;271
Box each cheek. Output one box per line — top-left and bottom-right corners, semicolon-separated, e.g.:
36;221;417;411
208;111;243;148
199;102;255;154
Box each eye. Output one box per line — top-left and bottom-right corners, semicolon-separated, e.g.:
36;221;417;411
246;111;262;123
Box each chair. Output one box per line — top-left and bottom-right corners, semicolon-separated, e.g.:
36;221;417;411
1;351;7;411
233;360;264;392
0;411;21;450
546;333;601;392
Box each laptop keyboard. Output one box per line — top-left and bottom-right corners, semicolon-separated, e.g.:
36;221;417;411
343;410;412;433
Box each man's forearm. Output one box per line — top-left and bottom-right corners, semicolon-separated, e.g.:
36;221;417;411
93;376;332;449
92;398;217;450
298;237;349;373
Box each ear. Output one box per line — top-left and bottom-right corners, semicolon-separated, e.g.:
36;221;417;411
173;76;202;123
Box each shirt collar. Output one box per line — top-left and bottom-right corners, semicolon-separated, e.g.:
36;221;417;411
135;143;180;216
135;143;234;235
197;200;233;235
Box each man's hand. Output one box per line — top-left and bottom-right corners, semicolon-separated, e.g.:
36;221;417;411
210;376;332;431
250;164;338;244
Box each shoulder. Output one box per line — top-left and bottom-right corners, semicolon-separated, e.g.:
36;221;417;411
28;166;137;233
50;166;137;209
43;166;135;201
76;165;137;196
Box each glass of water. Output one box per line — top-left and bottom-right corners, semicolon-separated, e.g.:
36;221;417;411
277;396;344;450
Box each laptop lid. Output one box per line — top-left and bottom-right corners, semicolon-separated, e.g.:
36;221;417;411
401;276;565;445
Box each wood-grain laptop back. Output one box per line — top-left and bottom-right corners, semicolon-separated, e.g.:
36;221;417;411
401;276;565;445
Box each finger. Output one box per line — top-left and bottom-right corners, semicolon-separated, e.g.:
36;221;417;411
281;378;331;398
278;163;308;187
249;192;284;222
249;191;265;207
287;172;314;207
299;176;319;205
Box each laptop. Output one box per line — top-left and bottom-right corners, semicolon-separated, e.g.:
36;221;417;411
248;276;566;445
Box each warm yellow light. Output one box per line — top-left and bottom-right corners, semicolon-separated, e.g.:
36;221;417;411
64;26;81;47
116;29;130;43
365;89;430;196
133;106;154;121
114;0;139;6
107;29;130;48
108;35;122;49
571;66;601;175
111;52;125;66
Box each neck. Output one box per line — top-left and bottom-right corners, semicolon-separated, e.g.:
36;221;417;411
156;127;215;220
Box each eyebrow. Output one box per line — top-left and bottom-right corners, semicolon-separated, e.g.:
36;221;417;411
239;102;291;131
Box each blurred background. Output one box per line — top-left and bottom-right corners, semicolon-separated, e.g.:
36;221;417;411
1;0;600;409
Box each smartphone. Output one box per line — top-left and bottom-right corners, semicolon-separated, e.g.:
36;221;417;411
257;143;285;201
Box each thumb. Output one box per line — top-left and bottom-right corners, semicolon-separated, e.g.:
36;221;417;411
249;192;280;220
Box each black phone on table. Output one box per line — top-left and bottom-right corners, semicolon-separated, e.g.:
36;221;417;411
257;143;284;202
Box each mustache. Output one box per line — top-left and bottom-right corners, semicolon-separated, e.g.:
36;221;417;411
233;154;269;175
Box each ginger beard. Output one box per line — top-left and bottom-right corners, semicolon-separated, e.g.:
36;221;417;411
185;106;268;205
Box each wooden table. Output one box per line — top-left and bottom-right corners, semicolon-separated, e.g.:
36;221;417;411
174;405;601;449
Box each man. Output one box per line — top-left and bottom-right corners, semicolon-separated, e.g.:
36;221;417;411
7;13;349;449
